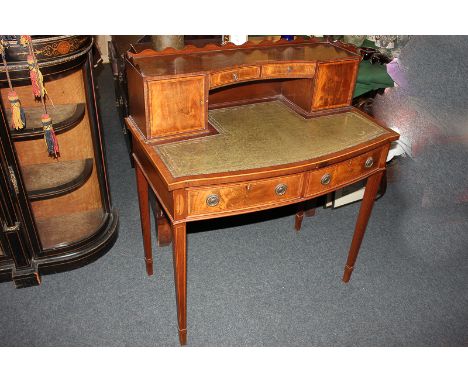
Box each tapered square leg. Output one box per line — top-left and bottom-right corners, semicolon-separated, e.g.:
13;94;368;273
149;191;172;246
342;171;384;283
156;209;172;247
305;198;318;217
295;207;304;231
295;200;317;231
135;163;153;276
172;222;187;345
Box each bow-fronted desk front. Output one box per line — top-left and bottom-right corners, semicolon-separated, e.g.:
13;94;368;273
124;39;399;345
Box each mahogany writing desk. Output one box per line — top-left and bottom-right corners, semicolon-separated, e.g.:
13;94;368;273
124;38;399;345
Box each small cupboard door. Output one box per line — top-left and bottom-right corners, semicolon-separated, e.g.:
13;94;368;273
311;61;359;111
147;75;207;139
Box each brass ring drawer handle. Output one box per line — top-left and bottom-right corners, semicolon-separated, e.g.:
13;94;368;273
321;173;332;185
365;157;374;168
287;66;293;73
275;183;288;196
232;73;238;81
206;194;220;207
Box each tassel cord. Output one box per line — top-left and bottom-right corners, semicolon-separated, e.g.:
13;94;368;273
27;38;53;106
24;36;55;108
1;51;14;90
41;93;48;115
22;36;59;153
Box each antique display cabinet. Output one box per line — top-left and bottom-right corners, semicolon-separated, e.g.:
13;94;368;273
0;36;118;287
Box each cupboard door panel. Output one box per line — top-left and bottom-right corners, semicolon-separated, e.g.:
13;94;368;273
311;61;359;110
147;75;207;139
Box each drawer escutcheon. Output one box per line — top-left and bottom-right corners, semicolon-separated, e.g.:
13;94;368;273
321;173;332;185
365;157;374;168
206;194;220;207
275;183;288;196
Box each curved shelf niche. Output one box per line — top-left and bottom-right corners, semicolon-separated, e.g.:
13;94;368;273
35;208;105;250
22;158;94;201
8;103;85;140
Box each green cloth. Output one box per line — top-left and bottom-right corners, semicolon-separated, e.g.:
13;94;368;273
353;59;394;98
330;37;394;98
156;100;388;177
360;39;378;48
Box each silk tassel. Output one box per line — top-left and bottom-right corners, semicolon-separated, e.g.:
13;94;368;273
27;55;46;99
41;114;59;158
8;91;26;130
18;35;31;47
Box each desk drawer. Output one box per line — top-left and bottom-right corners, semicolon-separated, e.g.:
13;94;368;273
304;148;384;197
188;173;304;216
262;63;316;78
210;66;260;88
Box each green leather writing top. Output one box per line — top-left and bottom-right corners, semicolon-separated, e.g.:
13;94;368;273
155;101;388;178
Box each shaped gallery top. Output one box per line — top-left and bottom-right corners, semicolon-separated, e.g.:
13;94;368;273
127;38;361;78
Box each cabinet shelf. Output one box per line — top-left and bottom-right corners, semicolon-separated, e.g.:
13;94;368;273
35;208;105;250
7;103;85;140
22;158;94;201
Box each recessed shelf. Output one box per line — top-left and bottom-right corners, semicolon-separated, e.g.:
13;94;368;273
35;208;105;250
22;158;94;201
7;103;85;140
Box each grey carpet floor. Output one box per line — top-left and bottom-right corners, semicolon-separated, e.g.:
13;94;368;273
0;36;467;346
